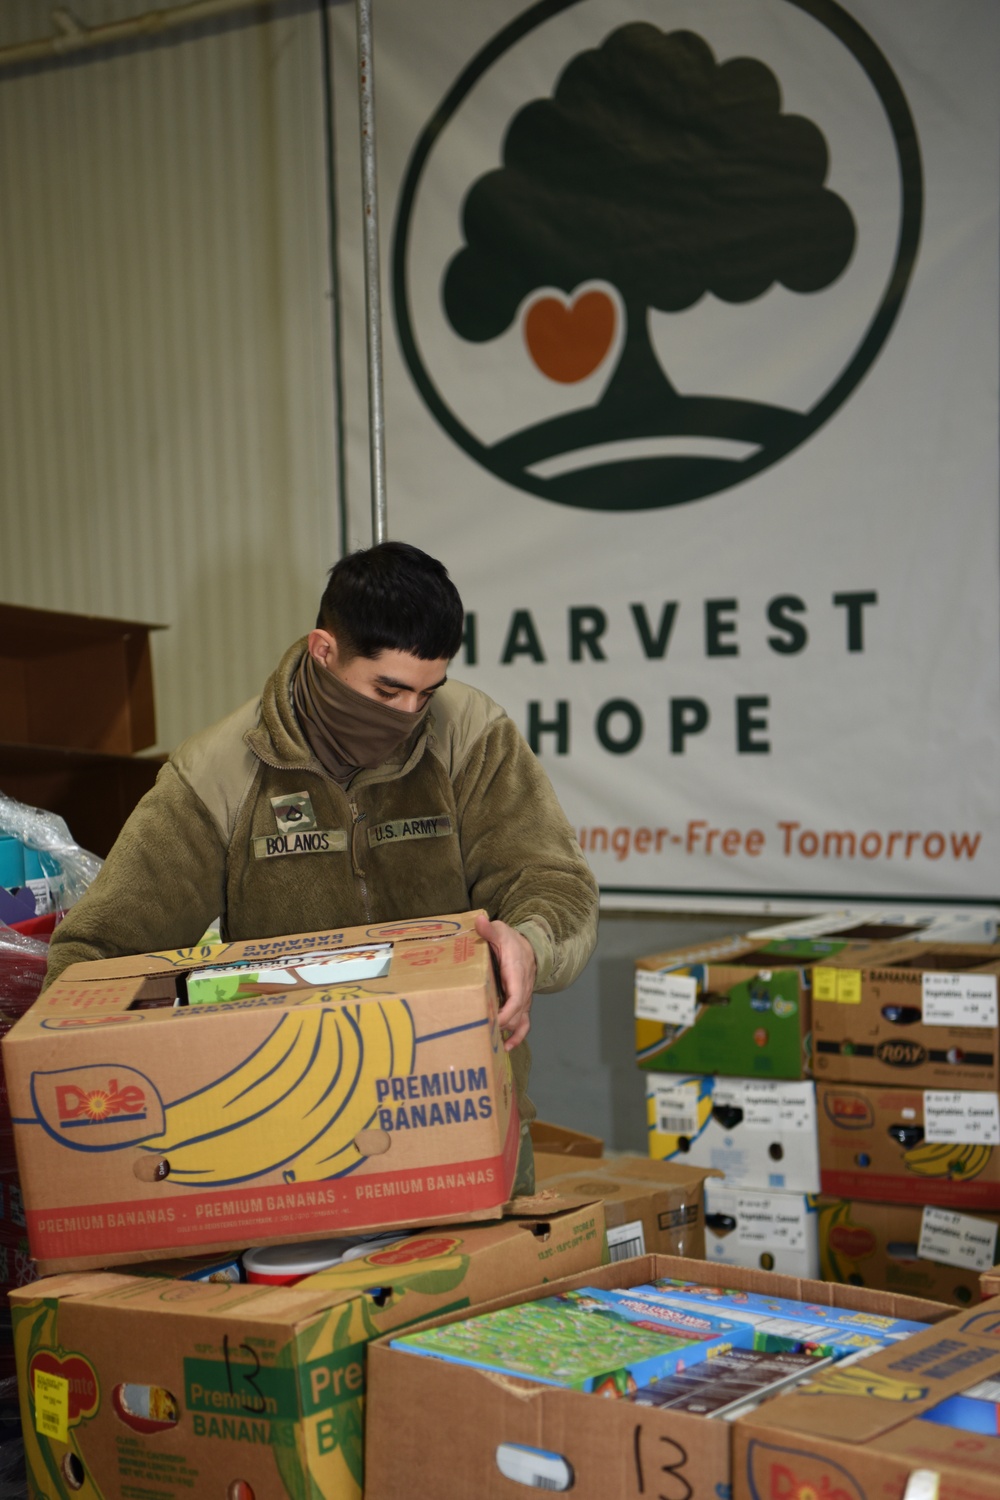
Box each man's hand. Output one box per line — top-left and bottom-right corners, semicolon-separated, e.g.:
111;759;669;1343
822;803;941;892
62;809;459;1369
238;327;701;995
475;911;537;1051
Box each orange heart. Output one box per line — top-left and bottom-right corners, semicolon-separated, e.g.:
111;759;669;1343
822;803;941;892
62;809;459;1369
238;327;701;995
523;289;616;383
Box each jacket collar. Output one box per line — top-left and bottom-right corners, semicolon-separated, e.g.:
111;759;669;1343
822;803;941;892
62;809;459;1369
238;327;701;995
246;637;433;783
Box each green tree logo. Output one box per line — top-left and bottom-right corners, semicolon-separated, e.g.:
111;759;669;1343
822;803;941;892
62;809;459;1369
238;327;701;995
393;3;922;511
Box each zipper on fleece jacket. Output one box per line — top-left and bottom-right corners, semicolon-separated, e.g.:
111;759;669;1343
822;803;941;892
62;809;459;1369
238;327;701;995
349;801;372;921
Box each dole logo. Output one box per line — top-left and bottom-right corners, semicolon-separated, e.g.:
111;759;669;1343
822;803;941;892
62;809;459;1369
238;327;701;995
822;1090;874;1130
31;1064;165;1150
367;918;462;939
745;1440;863;1500
828;1224;876;1260
769;1464;857;1500
29;1351;99;1424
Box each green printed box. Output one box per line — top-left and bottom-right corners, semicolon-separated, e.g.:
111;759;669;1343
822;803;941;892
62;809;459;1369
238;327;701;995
634;936;859;1079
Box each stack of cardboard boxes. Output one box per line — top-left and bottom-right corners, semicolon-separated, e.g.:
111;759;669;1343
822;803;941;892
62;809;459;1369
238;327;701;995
1;908;720;1500
636;933;837;1276
0;910;602;1496
810;937;1000;1306
635;910;1000;1293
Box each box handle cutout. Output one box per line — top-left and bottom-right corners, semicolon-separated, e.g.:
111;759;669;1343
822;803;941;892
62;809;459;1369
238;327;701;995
496;1443;574;1490
882;1005;922;1026
228;1482;257;1500
61;1453;86;1490
712;1104;743;1131
705;1213;737;1236
112;1382;179;1434
888;1124;924;1150
354;1129;391;1157
133;1155;170;1182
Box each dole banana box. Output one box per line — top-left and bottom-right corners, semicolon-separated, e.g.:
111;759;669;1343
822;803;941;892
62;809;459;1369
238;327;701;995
820;1196;1000;1308
10;1198;607;1500
732;1296;1000;1500
3;911;520;1273
362;1251;948;1500
811;940;1000;1089
634;936;868;1080
817;1080;1000;1210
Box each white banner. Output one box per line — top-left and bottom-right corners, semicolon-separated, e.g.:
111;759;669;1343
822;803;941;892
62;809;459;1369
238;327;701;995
332;0;1000;909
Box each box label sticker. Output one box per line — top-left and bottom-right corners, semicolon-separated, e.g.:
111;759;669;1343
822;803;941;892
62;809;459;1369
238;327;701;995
717;1080;816;1134
919;1206;999;1271
635;971;697;1025
34;1371;69;1444
923;973;998;1028
812;968;862;1004
606;1219;646;1262
735;1195;807;1251
924;1090;1000;1145
650;1080;700;1138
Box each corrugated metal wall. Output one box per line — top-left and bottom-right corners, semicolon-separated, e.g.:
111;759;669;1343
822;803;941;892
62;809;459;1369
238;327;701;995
0;1;349;751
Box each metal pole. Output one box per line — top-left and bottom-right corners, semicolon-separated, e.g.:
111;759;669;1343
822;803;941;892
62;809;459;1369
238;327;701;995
356;0;388;544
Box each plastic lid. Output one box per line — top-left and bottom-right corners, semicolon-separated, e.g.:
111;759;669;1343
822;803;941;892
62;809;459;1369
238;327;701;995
242;1238;358;1277
242;1235;388;1277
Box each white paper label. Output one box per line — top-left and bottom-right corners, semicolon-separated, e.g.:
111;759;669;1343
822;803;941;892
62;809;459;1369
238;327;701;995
606;1219;646;1261
651;1081;701;1139
735;1194;807;1251
923;973;998;1028
635;970;698;1025
727;1080;816;1134
924;1090;1000;1144
918;1206;999;1271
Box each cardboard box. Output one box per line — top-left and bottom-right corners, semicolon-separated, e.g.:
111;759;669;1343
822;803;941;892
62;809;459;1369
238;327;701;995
748;907;1000;944
819;1196;1000;1307
811;940;1000;1088
817;1080;1000;1209
704;1180;820;1278
634;936;862;1080
732;1296;1000;1500
363;1252;949;1500
529;1118;604;1158
4;911;520;1273
10;1196;606;1500
646;1075;821;1192
530;1153;713;1261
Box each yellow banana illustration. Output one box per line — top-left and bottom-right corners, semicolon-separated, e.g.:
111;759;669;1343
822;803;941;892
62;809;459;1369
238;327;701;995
903;1138;993;1180
900;1139;959;1170
280;998;415;1182
144;999;415;1186
148;1007;331;1147
946;1142;993;1180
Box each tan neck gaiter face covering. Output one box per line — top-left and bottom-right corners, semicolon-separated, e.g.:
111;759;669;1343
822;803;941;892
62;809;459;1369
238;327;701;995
293;650;430;782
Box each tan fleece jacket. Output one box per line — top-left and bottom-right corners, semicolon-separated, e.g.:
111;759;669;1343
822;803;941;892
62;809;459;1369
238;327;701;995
45;640;600;1121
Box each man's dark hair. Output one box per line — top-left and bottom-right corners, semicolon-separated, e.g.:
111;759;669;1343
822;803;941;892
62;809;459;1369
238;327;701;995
317;540;464;661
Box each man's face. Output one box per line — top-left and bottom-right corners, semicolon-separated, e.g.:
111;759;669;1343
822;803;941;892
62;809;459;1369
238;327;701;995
311;630;449;714
337;647;450;714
